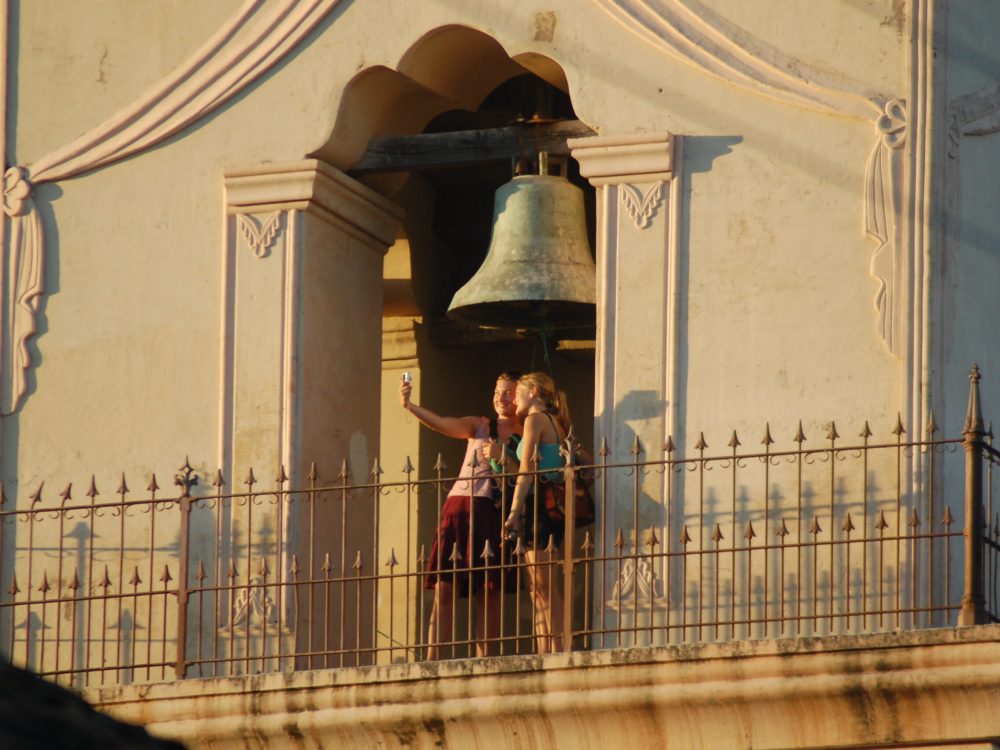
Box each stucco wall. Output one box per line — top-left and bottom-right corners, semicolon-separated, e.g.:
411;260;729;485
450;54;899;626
2;0;921;492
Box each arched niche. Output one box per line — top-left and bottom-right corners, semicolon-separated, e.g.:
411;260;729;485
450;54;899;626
321;25;598;657
312;25;572;175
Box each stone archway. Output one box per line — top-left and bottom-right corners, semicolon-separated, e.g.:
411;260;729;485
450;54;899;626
317;26;599;659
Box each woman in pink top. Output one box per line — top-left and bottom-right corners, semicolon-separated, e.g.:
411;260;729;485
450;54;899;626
400;372;522;659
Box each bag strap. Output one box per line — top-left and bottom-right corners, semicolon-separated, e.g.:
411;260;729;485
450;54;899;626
492;417;521;454
542;411;565;444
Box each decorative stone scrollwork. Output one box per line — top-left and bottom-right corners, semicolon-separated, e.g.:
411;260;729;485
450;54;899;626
1;167;43;416
865;98;907;354
595;0;883;121
619;183;663;229
236;212;283;259
876;98;907;148
3;167;32;218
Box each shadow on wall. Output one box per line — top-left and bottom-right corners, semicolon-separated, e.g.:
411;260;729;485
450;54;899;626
600;389;669;532
672;134;743;458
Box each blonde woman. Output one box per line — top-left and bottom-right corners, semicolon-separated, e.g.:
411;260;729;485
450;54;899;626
503;372;572;654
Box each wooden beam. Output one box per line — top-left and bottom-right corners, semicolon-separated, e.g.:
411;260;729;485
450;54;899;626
348;120;595;174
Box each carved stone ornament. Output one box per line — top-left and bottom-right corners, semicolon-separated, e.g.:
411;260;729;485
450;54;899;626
864;98;907;355
2;168;43;416
236;212;283;259
619;182;664;229
2;167;32;218
606;558;666;610
228;577;279;629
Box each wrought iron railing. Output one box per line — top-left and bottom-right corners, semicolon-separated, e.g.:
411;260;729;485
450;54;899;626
1;368;996;687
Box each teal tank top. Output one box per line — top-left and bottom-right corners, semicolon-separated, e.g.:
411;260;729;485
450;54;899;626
516;440;563;470
516;413;565;477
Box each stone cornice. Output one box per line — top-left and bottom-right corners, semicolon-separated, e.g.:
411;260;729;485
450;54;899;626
225;160;403;251
568;133;673;185
88;626;1000;750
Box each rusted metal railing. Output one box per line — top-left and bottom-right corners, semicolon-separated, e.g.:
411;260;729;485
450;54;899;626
0;368;996;687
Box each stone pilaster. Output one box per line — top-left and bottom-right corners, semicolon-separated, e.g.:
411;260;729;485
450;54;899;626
570;134;676;643
222;160;402;665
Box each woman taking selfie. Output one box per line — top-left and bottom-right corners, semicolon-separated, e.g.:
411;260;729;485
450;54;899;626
400;372;521;659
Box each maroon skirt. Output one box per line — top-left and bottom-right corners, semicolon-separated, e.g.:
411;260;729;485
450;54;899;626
424;495;515;597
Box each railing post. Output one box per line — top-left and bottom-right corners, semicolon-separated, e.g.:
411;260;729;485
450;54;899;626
562;437;578;653
960;365;987;626
173;459;198;677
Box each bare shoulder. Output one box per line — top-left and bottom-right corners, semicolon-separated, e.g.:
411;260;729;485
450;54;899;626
524;412;547;429
524;411;555;438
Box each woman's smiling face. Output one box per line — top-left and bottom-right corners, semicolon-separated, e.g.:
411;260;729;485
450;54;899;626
493;378;517;418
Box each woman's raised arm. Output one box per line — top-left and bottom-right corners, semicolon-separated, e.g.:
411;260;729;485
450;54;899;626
399;378;481;439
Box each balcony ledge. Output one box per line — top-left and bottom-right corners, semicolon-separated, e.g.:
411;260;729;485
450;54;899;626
88;625;1000;750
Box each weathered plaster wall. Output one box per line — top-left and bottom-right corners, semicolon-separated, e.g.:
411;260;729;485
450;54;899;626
4;0;916;491
11;0;243;163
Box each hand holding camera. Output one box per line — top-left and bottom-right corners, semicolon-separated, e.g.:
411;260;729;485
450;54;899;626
399;371;413;409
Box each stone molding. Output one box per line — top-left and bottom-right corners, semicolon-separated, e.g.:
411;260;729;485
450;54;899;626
904;0;941;474
225;160;403;253
381;318;419;370
571;134;672;232
569;133;673;186
593;0;884;121
25;1;345;186
219;160;401;488
87;626;1000;750
865;97;908;356
570;133;680;565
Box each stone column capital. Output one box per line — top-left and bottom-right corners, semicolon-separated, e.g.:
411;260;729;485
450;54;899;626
568;133;674;185
225;159;402;252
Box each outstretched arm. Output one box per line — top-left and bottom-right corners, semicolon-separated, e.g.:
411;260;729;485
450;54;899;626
399;377;480;439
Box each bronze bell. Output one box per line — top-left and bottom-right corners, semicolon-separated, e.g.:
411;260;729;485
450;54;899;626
448;154;596;329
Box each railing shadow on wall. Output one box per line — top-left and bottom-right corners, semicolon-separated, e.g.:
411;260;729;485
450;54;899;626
0;367;997;688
